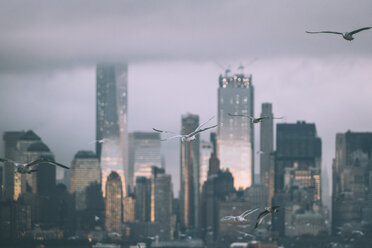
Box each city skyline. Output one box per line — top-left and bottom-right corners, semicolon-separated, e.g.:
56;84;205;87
1;1;372;197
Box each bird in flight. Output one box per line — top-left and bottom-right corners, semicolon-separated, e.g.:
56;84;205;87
0;158;69;174
255;206;280;229
306;27;371;41
153;116;217;142
228;113;283;124
220;208;259;223
237;231;255;239
88;138;107;145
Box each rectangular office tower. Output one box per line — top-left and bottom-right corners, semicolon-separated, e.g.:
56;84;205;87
332;131;372;232
96;64;128;199
128;132;161;189
273;121;323;236
180;113;200;229
260;103;274;205
217;71;254;189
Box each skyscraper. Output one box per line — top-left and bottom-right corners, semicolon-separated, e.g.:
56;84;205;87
70;150;100;210
260;103;274;204
200;140;213;190
332;131;372;232
135;176;151;222
129;132;161;189
180;113;200;229
272;121;323;236
151;166;172;240
96;64;128;198
105;172;123;233
217;70;254;189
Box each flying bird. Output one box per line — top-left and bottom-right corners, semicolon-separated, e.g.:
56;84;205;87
0;158;69;174
220;208;259;223
153;116;217;142
306;27;371;41
228;113;283;124
89;138;107;145
255;206;280;229
237;231;255;239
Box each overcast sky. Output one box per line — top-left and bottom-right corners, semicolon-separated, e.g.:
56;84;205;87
1;0;372;196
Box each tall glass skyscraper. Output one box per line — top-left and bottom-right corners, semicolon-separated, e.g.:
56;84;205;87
217;71;254;189
96;64;128;198
180;113;200;229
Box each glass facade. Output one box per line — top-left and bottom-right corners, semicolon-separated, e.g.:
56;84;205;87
217;73;254;189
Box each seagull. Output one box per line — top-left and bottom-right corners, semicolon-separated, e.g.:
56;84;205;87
153;116;217;142
255;206;280;229
306;27;371;41
0;158;69;174
228;113;283;124
88;138;107;145
94;216;100;222
237;231;255;239
220;208;259;223
256;150;264;155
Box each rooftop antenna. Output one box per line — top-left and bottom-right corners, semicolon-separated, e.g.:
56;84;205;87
215;61;231;77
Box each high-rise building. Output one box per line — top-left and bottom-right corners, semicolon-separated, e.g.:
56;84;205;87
70;150;100;210
105;172;123;233
260;103;274;205
2;131;26;200
96;64;128;198
217;71;254;189
151;166;172;240
123;194;136;223
180;113;200;229
272;121;323;236
200;140;213;190
332;131;372;232
135;176;151;222
129;132;161;189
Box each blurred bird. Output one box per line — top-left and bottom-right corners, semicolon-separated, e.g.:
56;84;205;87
237;231;255;239
89;138;107;145
306;27;371;41
0;158;69;174
153;116;217;142
255;206;280;229
228;113;283;124
220;208;259;223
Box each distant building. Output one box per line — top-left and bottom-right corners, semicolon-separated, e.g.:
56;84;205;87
217;70;254;189
200;140;213;190
129;132;161;188
244;184;268;208
96;64;128;233
332;131;372;232
105;172;123;233
151;166;173;240
70;150;100;210
96;64;128;198
180;113;200;229
135;176;151;222
259;103;274;205
123;194;136;223
272;121;323;236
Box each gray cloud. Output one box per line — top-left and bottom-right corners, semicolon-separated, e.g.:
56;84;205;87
1;0;372;73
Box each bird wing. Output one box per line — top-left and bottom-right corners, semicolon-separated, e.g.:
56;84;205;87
189;124;218;137
240;207;259;218
194;116;214;132
26;158;70;169
306;31;342;35
0;158;14;163
349;27;371;35
160;135;183;141
228;113;254;120
152;128;178;135
255;210;269;228
272;116;284;119
220;216;235;221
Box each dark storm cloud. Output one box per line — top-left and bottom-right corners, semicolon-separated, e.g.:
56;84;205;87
1;0;372;73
